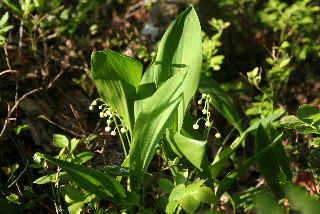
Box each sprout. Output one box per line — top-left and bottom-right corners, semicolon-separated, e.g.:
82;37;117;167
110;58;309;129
193;124;199;130
215;133;221;139
111;130;116;136
105;126;111;132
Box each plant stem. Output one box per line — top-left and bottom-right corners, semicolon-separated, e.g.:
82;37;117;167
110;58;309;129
112;115;128;157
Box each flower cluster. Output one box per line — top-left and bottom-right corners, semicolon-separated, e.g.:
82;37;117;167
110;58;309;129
193;93;221;138
89;99;127;136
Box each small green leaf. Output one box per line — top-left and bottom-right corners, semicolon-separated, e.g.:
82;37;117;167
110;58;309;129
193;186;215;204
70;138;80;153
74;152;95;165
158;178;174;194
53;134;69;148
68;202;85;214
33;173;60;184
181;194;200;214
279;57;291;68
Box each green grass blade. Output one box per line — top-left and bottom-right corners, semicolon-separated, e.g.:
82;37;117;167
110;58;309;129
91;49;143;134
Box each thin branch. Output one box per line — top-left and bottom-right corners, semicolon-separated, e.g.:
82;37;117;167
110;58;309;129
3;44;12;70
0;70;19;76
0;87;43;139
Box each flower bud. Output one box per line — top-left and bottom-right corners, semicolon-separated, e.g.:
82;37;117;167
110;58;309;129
215;133;221;139
193;124;199;130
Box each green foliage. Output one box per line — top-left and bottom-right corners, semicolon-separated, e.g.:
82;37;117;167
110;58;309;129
281;104;320;134
202;18;230;74
24;2;320;213
255;185;320;214
0;12;13;46
260;0;320;60
166;180;214;214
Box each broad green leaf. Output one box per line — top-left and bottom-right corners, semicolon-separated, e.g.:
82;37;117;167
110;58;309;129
129;71;186;185
210;110;285;180
38;153;126;200
168;184;185;202
91;49;143;133
145;6;202;131
199;77;242;133
53;134;69;148
254;191;286;214
287;185;320;214
158;178;174;194
166;129;206;170
193;186;215;204
215;132;283;202
166;199;180;214
181;194;200;214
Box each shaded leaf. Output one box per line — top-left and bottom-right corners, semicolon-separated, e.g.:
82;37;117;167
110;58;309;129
199;77;242;133
38;153;126;200
91;49;143;133
166;130;206;170
129;71;186;185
